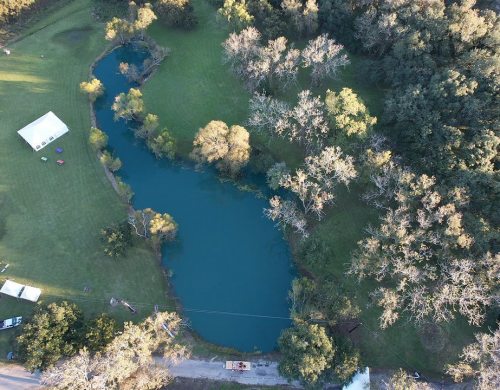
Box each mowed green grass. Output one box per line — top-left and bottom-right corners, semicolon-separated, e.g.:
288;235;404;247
140;1;480;376
0;0;169;356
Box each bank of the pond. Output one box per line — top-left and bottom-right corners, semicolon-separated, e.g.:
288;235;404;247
92;45;295;353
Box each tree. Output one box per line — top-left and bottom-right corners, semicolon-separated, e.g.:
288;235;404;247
325;88;377;138
17;302;84;371
115;176;134;203
99;151;122;172
41;312;190;390
302;0;319;36
191;120;251;177
135;113;159;139
278;146;356;220
112;88;145;121
218;0;254;31
79;78;104;102
222;28;300;91
155;0;197;29
302;34;349;86
40;348;99;390
446;328;500;390
222;27;261;80
105;2;157;44
100;222;132;258
266;162;290;190
384;369;432;390
264;196;308;238
278;321;335;384
128;208;178;249
147;128;176;159
249;90;330;153
88;127;108;151
85;314;117;353
119;62;141;83
133;2;157;39
350;172;499;328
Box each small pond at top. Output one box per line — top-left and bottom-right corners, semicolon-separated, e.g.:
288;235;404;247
93;46;294;352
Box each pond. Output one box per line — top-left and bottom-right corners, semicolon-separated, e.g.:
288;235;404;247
93;45;295;352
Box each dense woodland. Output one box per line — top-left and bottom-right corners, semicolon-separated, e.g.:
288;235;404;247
3;0;498;389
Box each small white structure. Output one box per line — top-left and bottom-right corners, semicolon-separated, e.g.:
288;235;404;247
0;280;42;302
17;111;69;151
3;48;11;55
20;286;42;302
343;367;370;390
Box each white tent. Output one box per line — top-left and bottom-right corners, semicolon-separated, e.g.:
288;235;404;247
17;111;69;151
343;367;370;390
0;280;42;302
20;286;42;302
0;280;24;298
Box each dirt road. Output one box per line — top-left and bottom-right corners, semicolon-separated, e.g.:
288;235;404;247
0;364;40;390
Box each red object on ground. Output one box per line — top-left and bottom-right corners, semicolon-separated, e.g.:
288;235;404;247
56;159;64;165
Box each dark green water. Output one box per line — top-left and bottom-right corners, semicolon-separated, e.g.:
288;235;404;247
93;46;294;352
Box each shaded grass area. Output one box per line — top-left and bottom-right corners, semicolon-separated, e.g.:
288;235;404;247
140;0;480;376
0;0;170;357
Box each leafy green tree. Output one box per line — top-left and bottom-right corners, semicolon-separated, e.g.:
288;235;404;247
88;127;108;151
0;0;37;23
147;128;176;159
325;88;377;138
112;88;145;121
17;302;84;371
79;78;104;102
41;312;190;390
100;150;122;172
105;1;157;43
191;120;251;177
85;314;117;352
116;176;134;203
135;113;159;139
100;222;132;258
278;321;335;384
128;208;178;249
155;0;198;29
218;0;254;31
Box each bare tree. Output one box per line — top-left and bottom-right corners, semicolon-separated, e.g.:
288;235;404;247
248;92;290;135
264;196;308;238
302;34;349;86
446;328;500;390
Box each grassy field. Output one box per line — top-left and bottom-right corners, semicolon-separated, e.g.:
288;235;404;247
140;0;479;377
0;0;170;357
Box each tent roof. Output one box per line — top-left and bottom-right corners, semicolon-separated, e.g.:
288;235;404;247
20;286;41;302
0;280;42;302
0;280;24;298
17;111;69;151
343;367;370;390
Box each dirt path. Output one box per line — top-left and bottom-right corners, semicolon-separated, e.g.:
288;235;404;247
0;364;40;390
159;358;302;388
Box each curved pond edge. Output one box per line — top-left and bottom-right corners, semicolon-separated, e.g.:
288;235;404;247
86;41;292;358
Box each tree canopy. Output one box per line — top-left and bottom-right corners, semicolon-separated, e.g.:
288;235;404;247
191;120;251;177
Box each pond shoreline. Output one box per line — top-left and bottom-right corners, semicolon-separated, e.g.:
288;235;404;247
87;42;294;356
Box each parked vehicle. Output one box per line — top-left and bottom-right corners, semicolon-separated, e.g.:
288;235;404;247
0;317;22;330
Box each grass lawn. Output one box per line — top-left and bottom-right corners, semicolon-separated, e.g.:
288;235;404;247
140;0;480;377
0;0;171;357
